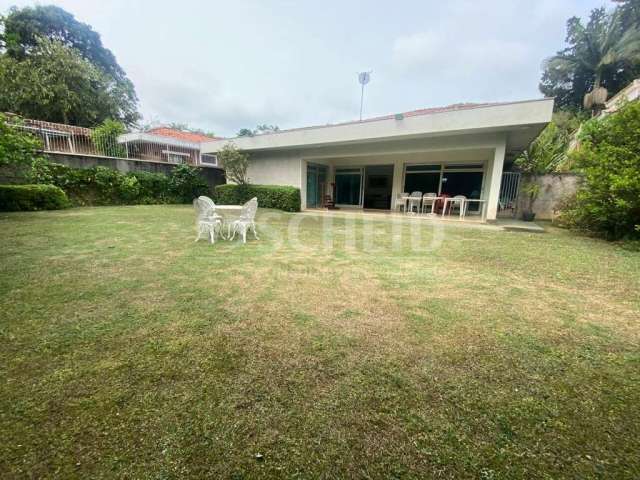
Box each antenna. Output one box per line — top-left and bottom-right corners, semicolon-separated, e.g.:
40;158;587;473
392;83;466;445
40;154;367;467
358;71;372;121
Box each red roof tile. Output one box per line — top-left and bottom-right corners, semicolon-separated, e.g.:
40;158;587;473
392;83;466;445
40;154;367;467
147;127;223;143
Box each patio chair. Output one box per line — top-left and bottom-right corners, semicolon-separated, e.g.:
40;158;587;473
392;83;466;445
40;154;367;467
407;191;422;214
421;192;438;214
193;197;223;243
395;192;409;213
228;197;259;244
446;195;467;217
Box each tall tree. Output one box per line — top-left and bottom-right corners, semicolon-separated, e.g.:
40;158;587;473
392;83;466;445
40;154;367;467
0;5;139;125
540;6;640;110
0;38;137;126
614;0;640;30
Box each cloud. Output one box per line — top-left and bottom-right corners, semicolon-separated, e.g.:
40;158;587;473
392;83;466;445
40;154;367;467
131;68;297;137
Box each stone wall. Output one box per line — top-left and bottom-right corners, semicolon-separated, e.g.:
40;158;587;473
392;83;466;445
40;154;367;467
517;173;582;220
44;152;226;190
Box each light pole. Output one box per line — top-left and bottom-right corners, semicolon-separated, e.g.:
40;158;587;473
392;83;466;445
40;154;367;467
358;71;372;121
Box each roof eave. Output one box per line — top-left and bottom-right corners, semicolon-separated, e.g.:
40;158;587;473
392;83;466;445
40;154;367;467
202;98;554;154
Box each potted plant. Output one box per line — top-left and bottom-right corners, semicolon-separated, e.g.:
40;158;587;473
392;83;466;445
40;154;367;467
520;182;540;221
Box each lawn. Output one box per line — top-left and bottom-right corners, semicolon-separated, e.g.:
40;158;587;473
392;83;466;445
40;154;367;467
1;205;639;479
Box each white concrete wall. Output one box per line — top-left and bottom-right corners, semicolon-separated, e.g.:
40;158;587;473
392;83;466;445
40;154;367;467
241;132;509;216
245;151;303;189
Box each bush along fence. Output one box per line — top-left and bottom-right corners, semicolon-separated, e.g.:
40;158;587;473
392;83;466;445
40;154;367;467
214;184;301;212
28;160;210;207
0;184;70;211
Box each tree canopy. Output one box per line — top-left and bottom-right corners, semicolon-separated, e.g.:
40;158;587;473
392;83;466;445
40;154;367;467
0;5;139;126
237;124;280;137
540;4;640;110
0;37;138;127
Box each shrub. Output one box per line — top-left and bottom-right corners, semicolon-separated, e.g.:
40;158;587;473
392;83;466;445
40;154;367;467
561;101;640;240
128;171;170;203
29;160;209;206
0;114;44;182
91;119;127;158
0;184;70;211
214;184;300;212
168;164;210;203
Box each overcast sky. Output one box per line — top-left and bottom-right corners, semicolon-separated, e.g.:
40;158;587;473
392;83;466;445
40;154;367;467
1;0;606;136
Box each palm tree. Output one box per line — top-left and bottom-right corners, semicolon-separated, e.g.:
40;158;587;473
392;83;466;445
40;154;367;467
544;7;640;111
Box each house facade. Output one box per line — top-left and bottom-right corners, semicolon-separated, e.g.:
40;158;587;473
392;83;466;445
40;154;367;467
201;99;554;221
118;127;223;167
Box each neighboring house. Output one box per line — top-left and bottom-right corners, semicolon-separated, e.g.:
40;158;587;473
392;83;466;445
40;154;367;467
603;78;640;115
201;99;554;221
118;127;224;167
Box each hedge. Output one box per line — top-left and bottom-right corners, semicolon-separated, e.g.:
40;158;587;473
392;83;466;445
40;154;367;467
29;160;210;206
0;184;70;211
214;184;301;212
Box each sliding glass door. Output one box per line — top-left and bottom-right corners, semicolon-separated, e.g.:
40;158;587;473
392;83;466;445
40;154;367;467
335;168;363;206
306;164;327;208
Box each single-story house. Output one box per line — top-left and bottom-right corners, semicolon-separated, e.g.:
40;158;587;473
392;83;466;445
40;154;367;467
118;127;223;167
201;99;554;221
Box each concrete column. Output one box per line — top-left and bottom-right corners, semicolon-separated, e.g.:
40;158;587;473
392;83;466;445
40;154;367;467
486;139;506;221
300;159;307;210
391;160;404;210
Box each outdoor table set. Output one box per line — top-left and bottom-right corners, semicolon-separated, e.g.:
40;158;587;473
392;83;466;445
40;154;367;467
398;193;487;221
194;196;259;244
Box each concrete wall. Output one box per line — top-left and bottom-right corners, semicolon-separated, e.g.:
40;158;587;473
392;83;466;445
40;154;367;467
517;173;582;220
245;150;302;188
45;152;226;190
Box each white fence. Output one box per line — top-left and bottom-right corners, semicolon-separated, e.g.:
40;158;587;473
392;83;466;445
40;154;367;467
10;118;216;166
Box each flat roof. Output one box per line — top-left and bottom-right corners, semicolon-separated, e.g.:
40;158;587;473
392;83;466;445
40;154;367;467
201;98;554;156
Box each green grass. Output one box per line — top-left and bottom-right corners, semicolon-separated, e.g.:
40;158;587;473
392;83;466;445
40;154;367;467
1;205;639;479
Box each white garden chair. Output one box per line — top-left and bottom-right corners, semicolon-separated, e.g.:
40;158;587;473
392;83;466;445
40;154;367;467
193;196;223;243
228;197;259;244
421;192;438;214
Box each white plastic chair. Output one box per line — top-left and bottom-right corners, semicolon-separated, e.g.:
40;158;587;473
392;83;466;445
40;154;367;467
228;197;259;243
407;191;422;214
395;192;408;212
421;193;438;214
193;197;223;243
447;195;467;218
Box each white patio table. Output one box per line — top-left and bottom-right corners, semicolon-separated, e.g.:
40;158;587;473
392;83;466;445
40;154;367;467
213;205;243;239
462;199;487;221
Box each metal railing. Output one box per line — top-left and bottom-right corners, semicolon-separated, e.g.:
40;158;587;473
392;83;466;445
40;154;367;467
9;118;217;167
498;171;521;217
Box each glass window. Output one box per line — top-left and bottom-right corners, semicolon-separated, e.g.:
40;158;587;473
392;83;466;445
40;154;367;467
404;172;440;195
444;164;484;170
335;171;362;205
405;164;440;172
201;153;217;165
